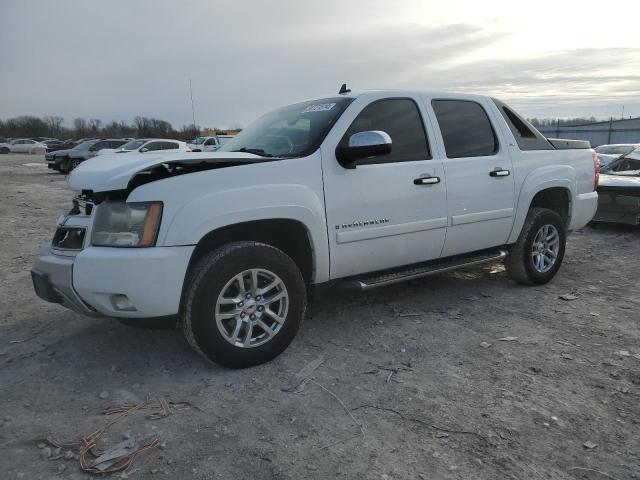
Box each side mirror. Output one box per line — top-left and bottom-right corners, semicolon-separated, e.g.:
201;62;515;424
139;147;149;153
336;130;392;168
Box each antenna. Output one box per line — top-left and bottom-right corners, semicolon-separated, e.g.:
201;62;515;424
189;79;196;129
339;83;351;94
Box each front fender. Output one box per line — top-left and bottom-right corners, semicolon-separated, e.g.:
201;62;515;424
161;184;329;282
508;165;576;244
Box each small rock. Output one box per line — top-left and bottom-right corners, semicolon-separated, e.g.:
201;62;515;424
150;468;159;474
561;353;573;360
99;390;110;399
589;312;600;317
616;350;630;357
559;293;579;301
435;431;449;438
583;440;597;450
479;342;492;348
498;336;518;342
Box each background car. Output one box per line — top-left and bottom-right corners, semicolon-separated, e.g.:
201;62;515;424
594;143;640;167
66;138;129;171
593;148;640;225
9;139;47;154
188;135;235;152
96;138;190;155
45;139;103;173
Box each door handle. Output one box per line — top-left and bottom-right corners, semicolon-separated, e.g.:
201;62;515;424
489;168;510;177
414;175;440;185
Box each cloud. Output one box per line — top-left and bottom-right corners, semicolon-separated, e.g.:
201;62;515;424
0;0;638;126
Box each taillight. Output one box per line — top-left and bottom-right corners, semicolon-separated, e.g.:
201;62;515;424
592;150;600;190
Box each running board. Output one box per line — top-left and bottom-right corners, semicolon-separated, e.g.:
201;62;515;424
345;249;508;291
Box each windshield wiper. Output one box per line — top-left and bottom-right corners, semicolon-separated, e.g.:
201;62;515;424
230;147;276;158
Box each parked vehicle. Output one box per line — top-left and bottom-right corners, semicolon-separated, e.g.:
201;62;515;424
96;139;190;156
9;138;47;154
188;135;235;152
45;139;103;173
593;148;640;225
66;139;129;171
594;144;640;167
32;89;598;368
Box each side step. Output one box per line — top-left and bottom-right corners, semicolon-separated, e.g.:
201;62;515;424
346;249;508;291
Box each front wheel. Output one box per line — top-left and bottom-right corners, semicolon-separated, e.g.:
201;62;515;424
181;241;306;368
505;207;566;285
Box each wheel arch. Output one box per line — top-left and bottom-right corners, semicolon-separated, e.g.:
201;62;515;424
508;172;575;244
185;218;316;287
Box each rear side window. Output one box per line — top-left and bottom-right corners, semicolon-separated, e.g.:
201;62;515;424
492;98;554;151
144;142;163;151
162;142;179;150
340;98;430;164
432;100;498;158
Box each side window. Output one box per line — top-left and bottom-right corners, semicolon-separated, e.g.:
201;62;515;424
432;100;498;158
163;142;179;150
492;98;554;151
204;138;217;146
339;98;430;165
144;142;162;151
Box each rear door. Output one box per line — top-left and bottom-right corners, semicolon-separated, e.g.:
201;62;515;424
321;95;448;279
428;97;515;256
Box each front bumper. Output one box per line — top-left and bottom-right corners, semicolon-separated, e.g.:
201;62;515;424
32;242;195;318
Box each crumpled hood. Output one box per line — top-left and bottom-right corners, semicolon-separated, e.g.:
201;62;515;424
599;173;640;188
67;151;262;192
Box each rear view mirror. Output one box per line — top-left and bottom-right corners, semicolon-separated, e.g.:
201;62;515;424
336;130;392;168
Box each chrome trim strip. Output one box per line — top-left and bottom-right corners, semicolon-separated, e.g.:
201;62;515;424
336;217;448;244
451;208;514;226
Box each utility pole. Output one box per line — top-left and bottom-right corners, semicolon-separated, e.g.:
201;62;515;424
189;79;196;130
621;105;625;120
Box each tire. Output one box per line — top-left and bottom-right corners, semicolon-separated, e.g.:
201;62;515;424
0;147;8;154
116;316;178;330
505;207;566;285
69;159;81;171
181;241;306;368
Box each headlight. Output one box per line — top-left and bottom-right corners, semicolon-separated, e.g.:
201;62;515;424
91;201;162;247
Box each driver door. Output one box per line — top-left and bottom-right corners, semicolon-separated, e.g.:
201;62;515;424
321;96;448;279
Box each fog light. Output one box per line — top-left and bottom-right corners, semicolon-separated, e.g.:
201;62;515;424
111;294;136;312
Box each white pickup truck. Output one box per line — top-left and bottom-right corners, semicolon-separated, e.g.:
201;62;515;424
188;135;235;152
32;89;599;368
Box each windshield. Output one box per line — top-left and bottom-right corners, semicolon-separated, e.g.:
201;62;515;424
217;97;354;158
595;145;636;155
120;140;146;151
73;140;98;151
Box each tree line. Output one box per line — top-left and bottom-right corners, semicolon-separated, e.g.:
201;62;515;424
0;115;236;141
527;117;600;127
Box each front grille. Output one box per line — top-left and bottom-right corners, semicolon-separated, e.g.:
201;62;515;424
52;227;86;250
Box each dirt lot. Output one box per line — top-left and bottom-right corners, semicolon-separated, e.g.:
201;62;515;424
0;153;638;480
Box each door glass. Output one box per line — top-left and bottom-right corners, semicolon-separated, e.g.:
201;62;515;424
339;99;430;164
432;100;498;158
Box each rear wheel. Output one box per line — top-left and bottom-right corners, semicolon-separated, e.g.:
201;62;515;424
181;241;306;368
505;207;566;285
0;147;9;154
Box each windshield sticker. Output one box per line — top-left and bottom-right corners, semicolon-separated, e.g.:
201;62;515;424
301;103;336;113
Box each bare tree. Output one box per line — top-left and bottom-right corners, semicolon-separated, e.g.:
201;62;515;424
73;117;88;137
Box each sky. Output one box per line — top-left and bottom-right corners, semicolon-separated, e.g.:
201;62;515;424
1;0;639;129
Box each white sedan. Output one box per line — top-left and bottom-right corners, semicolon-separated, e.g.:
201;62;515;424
9;139;47;154
96;139;191;156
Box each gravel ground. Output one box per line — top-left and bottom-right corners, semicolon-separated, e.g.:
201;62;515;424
0;154;638;480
